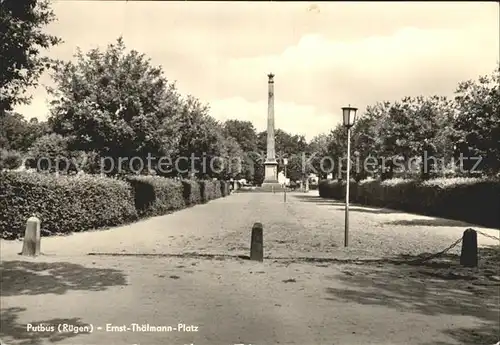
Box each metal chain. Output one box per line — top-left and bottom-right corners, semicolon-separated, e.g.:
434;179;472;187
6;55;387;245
476;230;500;242
406;237;464;264
409;230;499;264
89;226;497;266
284;201;497;265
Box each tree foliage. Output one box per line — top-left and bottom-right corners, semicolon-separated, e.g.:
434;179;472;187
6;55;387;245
3;16;495;183
319;66;500;181
174;96;226;178
0;0;61;113
0;111;49;151
26;133;71;172
452;65;500;175
0;149;23;170
223;120;258;153
307;133;333;179
48;38;181;174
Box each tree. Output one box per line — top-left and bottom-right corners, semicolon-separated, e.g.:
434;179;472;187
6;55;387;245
218;135;244;180
223;119;259;182
25;117;50;147
284;154;304;182
0;111;49;151
223;120;258;153
307;132;335;179
48;38;182;175
257;129;307;158
243;151;264;185
452;66;500;175
0;149;23;170
0;0;61;113
326;124;348;179
307;64;499;180
174;96;227;178
0;112;27;150
26;133;71;172
359;97;456;179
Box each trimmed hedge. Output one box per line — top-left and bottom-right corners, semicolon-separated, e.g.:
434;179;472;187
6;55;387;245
220;181;230;196
214;180;222;199
0;171;138;239
181;179;202;205
318;177;500;228
199;180;216;203
1;172;232;239
126;176;185;217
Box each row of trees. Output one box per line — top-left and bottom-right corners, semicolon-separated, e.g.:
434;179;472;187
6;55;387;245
0;31;311;182
1;37;498;182
1;0;498;183
225;64;499;183
315;68;500;180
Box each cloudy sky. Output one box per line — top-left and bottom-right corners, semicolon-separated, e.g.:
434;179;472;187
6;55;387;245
14;1;499;140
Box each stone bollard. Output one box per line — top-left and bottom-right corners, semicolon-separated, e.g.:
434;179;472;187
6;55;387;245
21;216;41;256
460;228;478;268
250;222;264;261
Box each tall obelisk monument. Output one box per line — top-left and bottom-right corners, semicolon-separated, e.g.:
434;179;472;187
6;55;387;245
261;73;281;190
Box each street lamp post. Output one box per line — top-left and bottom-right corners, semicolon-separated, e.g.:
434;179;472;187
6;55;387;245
283;158;288;202
342;105;358;247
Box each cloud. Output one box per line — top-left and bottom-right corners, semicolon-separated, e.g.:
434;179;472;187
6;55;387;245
10;1;499;141
207;23;498;139
219;25;499;106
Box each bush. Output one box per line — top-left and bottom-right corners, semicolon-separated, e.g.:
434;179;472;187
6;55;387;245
199;180;213;202
318;179;354;200
0;149;23;170
25;134;72;173
181;179;201;205
214;180;222;199
220;181;230;196
25;133;102;175
318;177;500;228
126;176;185;217
318;180;330;197
416;178;500;227
199;180;220;202
0;171;138;239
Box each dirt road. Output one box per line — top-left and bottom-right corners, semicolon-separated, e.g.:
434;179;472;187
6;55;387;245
1;192;499;345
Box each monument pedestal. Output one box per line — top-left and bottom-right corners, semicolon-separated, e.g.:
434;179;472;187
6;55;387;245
258;183;284;192
259;161;284;192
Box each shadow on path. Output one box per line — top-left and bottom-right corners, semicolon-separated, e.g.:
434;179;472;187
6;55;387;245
292;195;344;206
419;323;500;345
330;206;396;214
292;195;398;214
0;260;128;296
0;307;90;345
325;246;500;345
0;260;128;345
385;218;471;227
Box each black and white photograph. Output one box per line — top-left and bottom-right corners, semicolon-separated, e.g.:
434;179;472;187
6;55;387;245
1;1;499;345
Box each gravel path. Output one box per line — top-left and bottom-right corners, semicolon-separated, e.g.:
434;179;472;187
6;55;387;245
1;191;499;345
1;191;497;259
